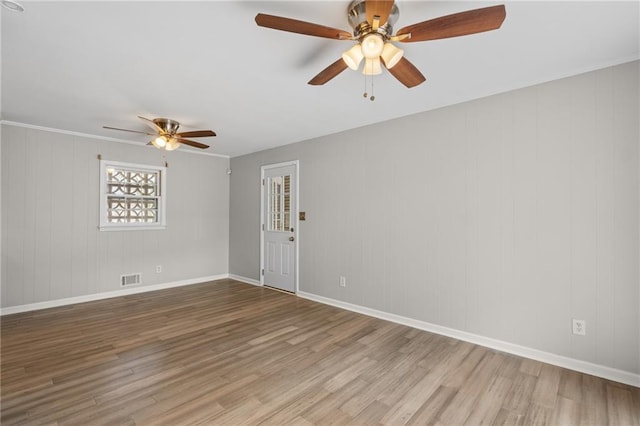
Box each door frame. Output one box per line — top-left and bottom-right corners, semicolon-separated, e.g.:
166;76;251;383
260;160;300;293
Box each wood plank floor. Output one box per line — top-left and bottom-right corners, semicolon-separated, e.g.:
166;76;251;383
1;279;638;425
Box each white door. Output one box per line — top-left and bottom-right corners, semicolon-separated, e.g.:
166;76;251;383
262;163;297;293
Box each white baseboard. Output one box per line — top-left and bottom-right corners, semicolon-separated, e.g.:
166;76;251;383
228;274;262;287
0;274;229;316
297;291;640;388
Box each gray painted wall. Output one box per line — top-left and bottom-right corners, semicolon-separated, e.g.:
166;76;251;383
1;125;229;307
229;61;639;374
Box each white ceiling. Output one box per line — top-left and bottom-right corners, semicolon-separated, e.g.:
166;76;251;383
1;1;638;157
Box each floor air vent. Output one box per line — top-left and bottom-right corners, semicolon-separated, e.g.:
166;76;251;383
121;273;142;286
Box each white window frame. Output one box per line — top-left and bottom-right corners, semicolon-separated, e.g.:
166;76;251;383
99;159;167;231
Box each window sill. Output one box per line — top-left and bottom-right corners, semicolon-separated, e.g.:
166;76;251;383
98;225;166;232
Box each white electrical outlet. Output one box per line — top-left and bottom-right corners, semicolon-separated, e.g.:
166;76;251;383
339;276;346;287
572;319;586;336
156;265;162;273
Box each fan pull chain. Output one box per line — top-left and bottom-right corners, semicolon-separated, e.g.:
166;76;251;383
370;74;375;101
363;70;368;99
362;62;375;101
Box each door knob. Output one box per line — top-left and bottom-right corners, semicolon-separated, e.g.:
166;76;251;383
289;236;295;242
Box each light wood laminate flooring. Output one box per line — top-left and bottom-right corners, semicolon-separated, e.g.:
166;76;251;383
1;279;639;425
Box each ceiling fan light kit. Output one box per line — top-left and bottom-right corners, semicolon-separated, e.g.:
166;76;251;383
363;57;382;75
152;136;167;149
361;33;385;58
380;42;403;69
255;0;506;93
165;138;180;151
342;44;364;70
151;135;179;151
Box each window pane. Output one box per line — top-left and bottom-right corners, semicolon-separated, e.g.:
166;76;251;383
107;168;158;197
284;194;290;214
274;213;279;231
106;195;158;223
266;174;293;232
284;212;290;230
284;175;290;194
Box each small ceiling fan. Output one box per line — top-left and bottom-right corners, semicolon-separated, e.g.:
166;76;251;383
255;0;506;88
103;116;215;151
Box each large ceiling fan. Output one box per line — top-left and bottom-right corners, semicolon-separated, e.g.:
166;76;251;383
103;116;215;151
255;0;506;89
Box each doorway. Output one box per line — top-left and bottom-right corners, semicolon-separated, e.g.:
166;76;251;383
261;161;298;293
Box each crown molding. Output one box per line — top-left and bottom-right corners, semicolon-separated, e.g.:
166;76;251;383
0;120;230;159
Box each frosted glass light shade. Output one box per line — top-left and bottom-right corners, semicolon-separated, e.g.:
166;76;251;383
361;34;384;59
152;136;167;148
342;44;364;70
165;138;180;151
362;57;382;75
380;42;404;69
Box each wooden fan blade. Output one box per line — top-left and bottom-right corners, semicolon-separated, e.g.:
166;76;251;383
396;5;506;42
137;116;164;133
176;138;209;149
175;130;216;138
366;0;395;27
103;126;155;136
255;13;352;40
383;57;426;88
308;58;348;85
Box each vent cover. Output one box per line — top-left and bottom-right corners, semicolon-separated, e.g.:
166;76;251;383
120;273;142;286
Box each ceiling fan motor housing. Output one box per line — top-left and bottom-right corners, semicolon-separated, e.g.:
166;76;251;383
153;117;180;135
347;0;399;39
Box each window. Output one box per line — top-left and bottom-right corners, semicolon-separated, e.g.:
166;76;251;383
267;174;291;232
99;160;166;231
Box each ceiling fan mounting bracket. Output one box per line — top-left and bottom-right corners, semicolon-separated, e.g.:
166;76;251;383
354;22;390;42
347;0;398;40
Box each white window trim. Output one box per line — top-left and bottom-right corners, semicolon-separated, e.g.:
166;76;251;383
99;159;167;231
